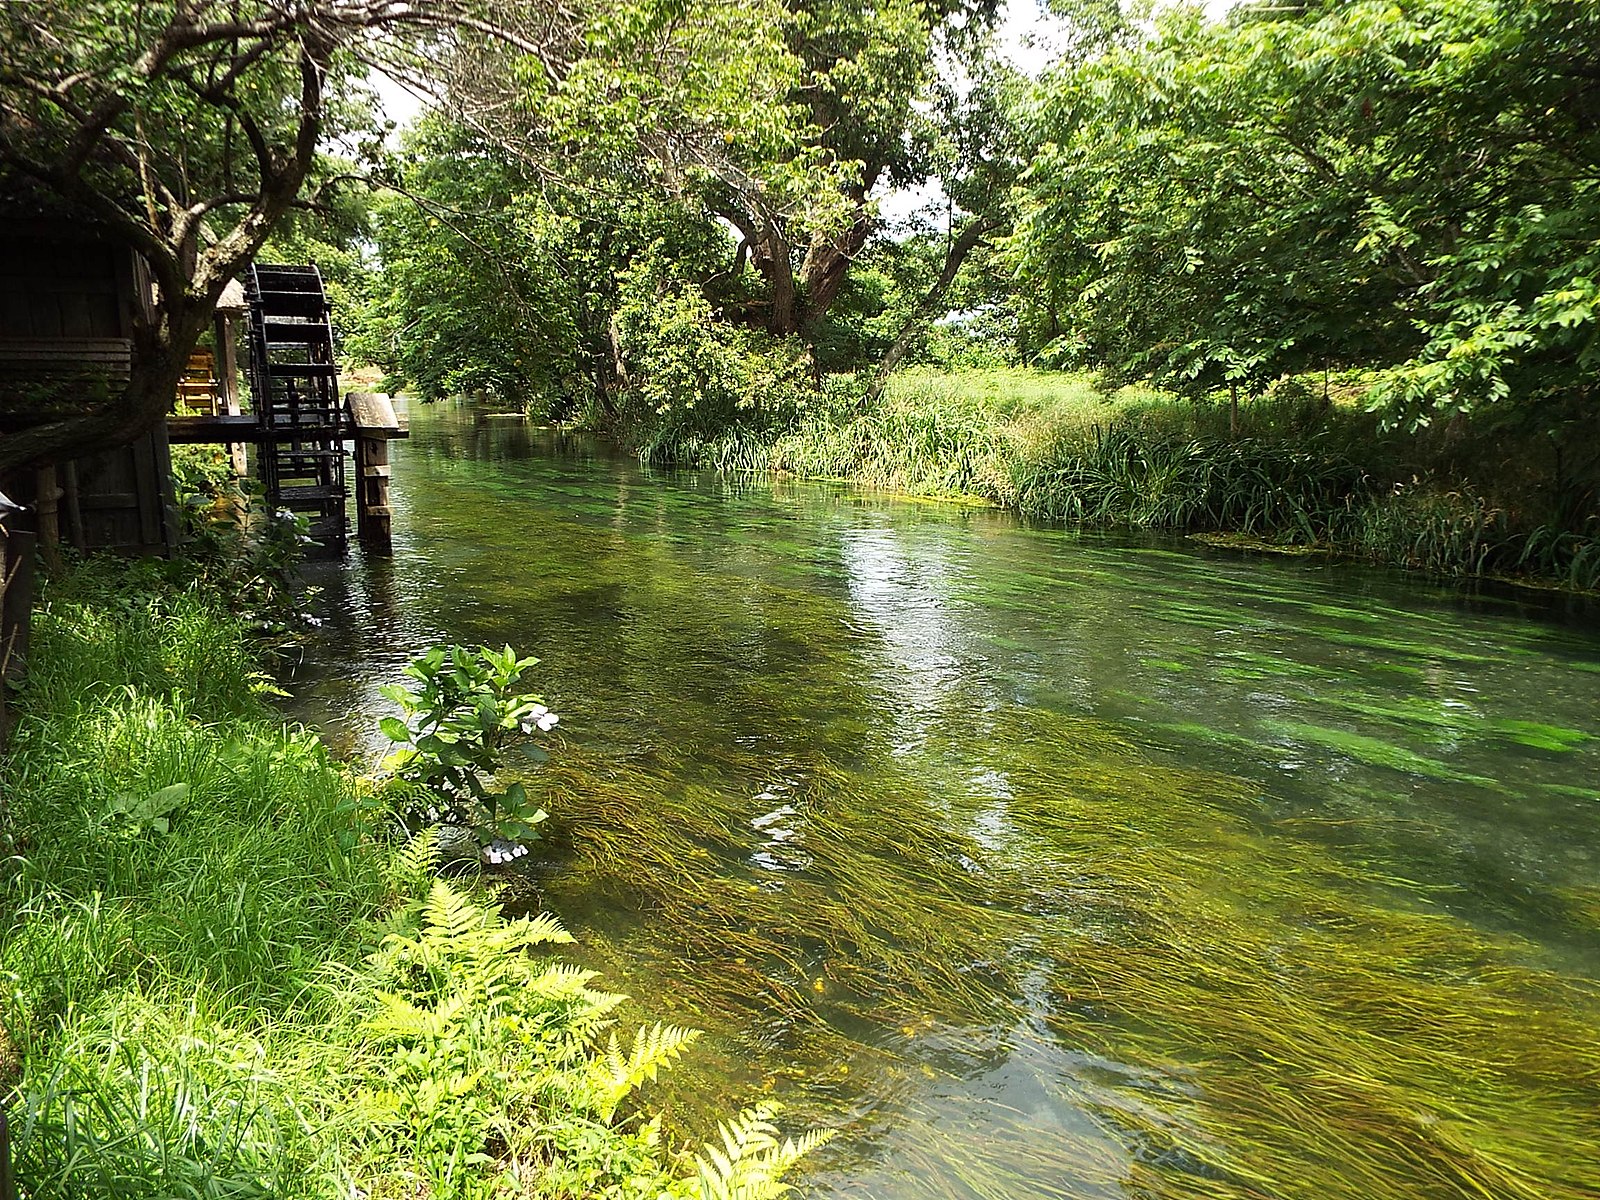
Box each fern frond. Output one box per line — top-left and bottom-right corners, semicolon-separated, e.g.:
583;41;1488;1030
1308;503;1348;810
608;1023;701;1092
524;962;604;1001
688;1105;831;1200
362;990;467;1042
422;879;490;944
394;827;440;885
510;910;574;947
590;1023;702;1119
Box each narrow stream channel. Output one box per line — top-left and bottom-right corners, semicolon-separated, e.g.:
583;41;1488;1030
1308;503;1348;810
284;400;1600;1200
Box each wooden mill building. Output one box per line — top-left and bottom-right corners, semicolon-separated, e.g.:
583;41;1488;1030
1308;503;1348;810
0;222;405;730
0;223;181;554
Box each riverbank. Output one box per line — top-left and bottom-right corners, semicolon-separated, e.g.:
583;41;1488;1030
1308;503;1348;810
0;559;806;1198
631;368;1599;593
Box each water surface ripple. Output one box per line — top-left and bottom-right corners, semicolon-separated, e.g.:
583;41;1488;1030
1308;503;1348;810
286;402;1600;1200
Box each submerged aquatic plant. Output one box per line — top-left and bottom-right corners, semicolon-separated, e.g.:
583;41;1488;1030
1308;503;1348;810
530;700;1600;1200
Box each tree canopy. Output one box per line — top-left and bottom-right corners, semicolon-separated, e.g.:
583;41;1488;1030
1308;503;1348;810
4;0;1595;472
1012;0;1600;433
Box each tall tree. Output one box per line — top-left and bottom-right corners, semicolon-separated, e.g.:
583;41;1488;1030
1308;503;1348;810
446;0;1001;343
0;0;548;474
1014;0;1600;431
357;114;726;413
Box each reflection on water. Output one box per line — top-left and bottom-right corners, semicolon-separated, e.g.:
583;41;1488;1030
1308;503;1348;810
285;401;1600;1200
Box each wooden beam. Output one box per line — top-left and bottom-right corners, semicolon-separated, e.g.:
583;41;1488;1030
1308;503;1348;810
346;392;408;439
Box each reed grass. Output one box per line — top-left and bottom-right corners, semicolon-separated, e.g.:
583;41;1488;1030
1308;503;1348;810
640;367;1599;591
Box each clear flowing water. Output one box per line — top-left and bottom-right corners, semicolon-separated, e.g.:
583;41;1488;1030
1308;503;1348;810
285;401;1600;1200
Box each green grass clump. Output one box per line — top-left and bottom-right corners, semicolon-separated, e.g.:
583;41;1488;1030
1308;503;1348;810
0;561;816;1199
635;366;1599;590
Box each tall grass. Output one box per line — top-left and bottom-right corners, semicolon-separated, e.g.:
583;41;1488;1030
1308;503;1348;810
0;565;382;1195
0;561;813;1199
640;367;1599;591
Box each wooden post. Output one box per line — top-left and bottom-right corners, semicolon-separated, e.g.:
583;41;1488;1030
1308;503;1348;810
0;510;37;752
346;393;406;554
356;434;392;548
34;464;63;575
215;310;247;477
0;521;11;750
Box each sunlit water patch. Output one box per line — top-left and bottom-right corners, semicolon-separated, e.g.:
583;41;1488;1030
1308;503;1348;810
285;401;1600;1200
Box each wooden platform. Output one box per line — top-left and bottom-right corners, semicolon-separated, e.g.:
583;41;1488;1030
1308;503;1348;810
168;406;412;444
166;414;298;443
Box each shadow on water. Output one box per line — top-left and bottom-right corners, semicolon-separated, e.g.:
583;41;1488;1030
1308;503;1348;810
285;400;1600;1200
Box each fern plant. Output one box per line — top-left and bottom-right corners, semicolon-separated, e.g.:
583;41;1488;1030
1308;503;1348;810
686;1106;833;1200
330;882;744;1199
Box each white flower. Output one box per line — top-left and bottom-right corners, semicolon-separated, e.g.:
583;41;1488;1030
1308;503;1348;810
536;712;559;732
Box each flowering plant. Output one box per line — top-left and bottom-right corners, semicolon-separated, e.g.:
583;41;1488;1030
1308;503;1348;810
378;644;558;857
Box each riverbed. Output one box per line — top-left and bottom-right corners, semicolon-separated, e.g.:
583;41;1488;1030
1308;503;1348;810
285;400;1600;1200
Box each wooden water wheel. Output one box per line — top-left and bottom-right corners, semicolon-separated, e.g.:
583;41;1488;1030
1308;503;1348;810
244;263;347;550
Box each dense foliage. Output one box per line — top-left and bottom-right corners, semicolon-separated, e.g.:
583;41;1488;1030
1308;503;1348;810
352;0;1013;416
332;0;1600;586
1014;0;1600;439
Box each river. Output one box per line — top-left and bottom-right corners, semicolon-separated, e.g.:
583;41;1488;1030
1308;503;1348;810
285;399;1600;1200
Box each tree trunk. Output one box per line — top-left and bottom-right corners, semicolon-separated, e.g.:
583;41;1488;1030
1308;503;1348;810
868;215;999;403
607;314;630;394
757;224;799;336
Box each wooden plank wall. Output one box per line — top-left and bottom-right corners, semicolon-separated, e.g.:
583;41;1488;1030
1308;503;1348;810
66;426;178;555
0;238;125;339
0;231;176;556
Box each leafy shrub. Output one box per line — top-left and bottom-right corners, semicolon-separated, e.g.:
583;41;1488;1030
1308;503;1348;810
174;479;319;632
615;286;815;463
378;645;558;858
